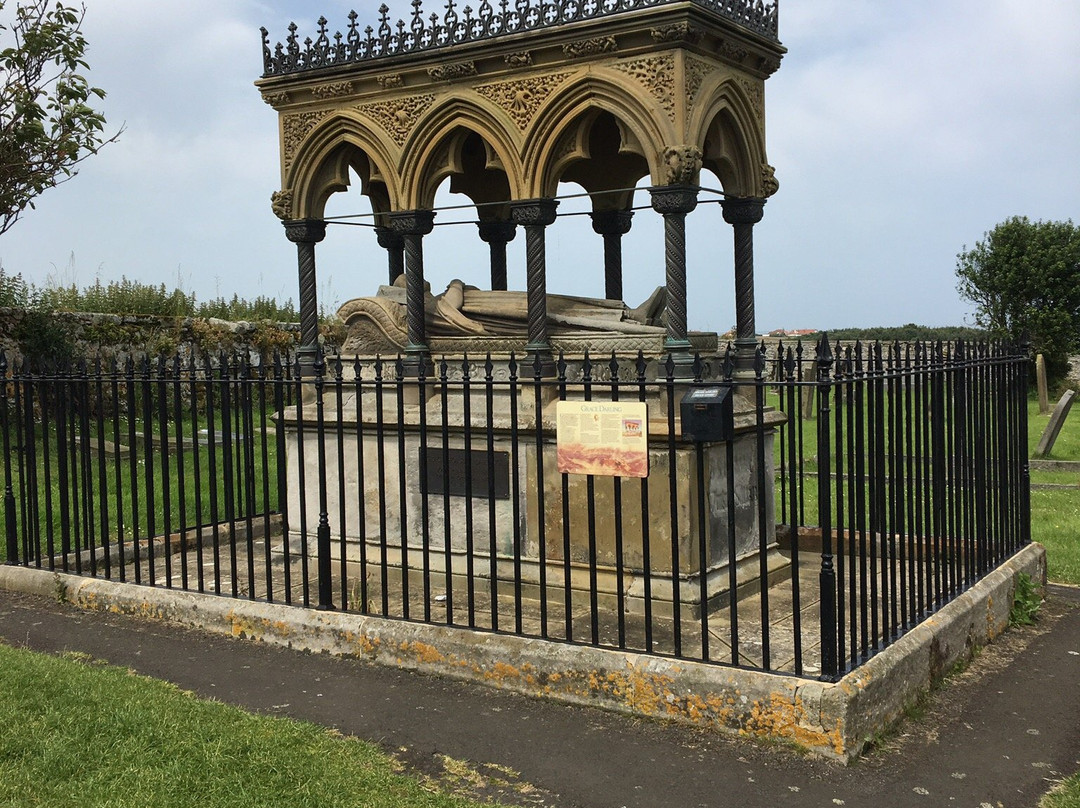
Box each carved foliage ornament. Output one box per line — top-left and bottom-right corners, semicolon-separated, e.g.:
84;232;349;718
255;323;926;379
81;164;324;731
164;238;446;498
562;36;617;58
684;56;714;108
504;51;532;67
662;145;702;186
376;73;404;88
427;61;477;81
475;72;573;131
761;163;779;197
262;91;291;107
737;77;764;118
311;81;354;99
651;22;702;44
283;111;330;167
614;55;676;121
271;189;294;220
357;94;437;145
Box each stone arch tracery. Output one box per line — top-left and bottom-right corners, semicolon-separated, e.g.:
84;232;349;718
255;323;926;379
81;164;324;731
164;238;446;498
400;95;524;210
283;113;400;221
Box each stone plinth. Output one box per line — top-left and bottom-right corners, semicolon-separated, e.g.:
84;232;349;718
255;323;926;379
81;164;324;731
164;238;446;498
281;355;786;618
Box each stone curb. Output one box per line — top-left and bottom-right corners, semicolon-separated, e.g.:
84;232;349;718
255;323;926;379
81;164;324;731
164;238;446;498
0;542;1046;762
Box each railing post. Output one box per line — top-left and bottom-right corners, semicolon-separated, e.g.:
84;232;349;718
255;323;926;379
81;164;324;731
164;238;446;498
313;345;335;610
1;351;17;565
817;334;838;679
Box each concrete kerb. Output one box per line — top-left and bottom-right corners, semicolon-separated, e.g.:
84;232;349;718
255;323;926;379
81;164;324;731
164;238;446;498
0;542;1047;763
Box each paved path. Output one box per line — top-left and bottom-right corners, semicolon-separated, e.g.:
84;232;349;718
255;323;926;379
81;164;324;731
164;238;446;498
1;584;1078;808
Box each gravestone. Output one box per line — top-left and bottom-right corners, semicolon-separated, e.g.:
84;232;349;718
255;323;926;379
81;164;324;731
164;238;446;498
1035;389;1075;457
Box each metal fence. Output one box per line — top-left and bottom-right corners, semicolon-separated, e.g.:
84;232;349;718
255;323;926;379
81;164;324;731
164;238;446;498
0;339;1030;680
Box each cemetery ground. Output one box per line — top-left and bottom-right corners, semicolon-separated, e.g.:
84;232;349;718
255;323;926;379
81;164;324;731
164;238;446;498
0;395;1078;807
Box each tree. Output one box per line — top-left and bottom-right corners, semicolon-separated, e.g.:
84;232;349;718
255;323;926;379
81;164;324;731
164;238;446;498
0;0;119;236
956;216;1080;377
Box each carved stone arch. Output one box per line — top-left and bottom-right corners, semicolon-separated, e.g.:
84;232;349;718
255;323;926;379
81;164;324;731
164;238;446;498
399;95;524;210
285;112;400;220
523;73;673;199
690;77;768;197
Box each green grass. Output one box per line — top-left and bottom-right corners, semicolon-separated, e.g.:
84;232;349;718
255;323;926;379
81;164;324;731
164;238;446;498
0;643;482;808
1041;772;1080;808
1029;398;1080;585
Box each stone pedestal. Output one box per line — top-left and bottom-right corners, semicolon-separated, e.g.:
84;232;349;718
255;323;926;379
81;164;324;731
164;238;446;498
281;354;787;619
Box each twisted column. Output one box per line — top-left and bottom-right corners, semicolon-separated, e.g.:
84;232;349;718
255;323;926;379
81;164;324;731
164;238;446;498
650;186;698;374
284;219;327;375
374;225;405;284
476;219;517;291
721;197;766;377
389;210;436;372
590;209;634;301
510;199;559;374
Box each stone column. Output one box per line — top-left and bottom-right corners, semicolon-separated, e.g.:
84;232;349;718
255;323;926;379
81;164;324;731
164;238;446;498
649;186;698;374
374;225;405;284
721;197;766;377
284;218;327;374
589;209;634;301
510;199;559;374
476;219;517;291
389;210;436;372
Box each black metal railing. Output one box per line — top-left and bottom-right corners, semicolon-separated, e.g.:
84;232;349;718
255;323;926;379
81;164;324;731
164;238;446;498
261;0;780;78
0;339;1029;680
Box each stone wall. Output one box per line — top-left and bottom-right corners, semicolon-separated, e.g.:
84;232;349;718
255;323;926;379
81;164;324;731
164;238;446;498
0;308;330;366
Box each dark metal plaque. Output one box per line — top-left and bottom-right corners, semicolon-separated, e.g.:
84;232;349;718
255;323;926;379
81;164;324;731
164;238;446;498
421;447;510;500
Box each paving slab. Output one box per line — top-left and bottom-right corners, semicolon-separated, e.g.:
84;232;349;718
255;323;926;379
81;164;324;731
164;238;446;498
0;581;1078;807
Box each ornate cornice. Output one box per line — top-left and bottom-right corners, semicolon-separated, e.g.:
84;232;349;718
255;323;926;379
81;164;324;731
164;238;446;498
260;0;779;78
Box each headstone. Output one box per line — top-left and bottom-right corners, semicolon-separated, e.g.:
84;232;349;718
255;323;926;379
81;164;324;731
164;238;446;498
1035;389;1075;457
801;384;815;420
1037;353;1049;415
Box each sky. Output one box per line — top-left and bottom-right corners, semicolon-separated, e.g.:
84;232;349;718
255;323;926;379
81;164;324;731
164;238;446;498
1;0;1077;334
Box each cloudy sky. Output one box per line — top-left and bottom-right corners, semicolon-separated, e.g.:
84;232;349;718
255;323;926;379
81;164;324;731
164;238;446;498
1;0;1077;333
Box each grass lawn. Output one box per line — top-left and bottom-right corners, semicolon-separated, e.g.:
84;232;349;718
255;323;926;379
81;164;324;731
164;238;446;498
1029;397;1080;586
0;642;485;808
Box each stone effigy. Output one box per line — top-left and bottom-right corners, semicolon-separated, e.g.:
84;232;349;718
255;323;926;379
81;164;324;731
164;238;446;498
337;277;670;355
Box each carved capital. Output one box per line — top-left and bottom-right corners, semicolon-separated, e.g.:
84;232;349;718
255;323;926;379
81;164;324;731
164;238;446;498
427;61;477;81
661;145;702;185
562;36;617;58
761;164;779;198
284;219;327;244
504;51;532;67
721;197;766;226
590;209;634;237
374;225;405;251
650;186;698;216
389;209;436;236
651;22;702;44
510;198;559;227
477;220;518;244
270;189;294;220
